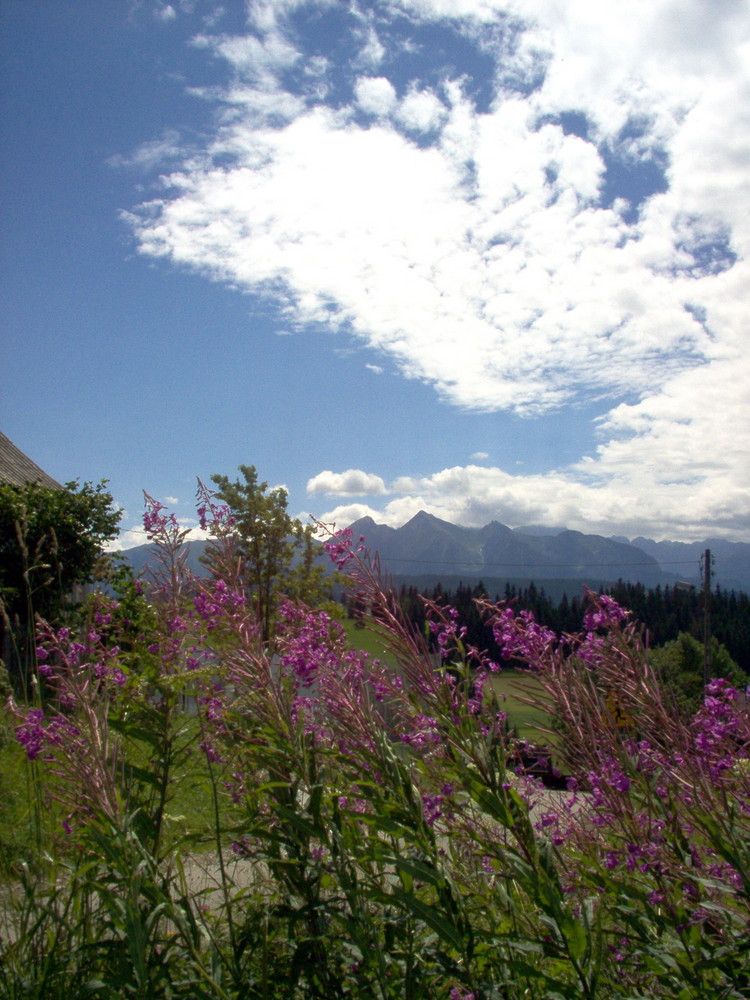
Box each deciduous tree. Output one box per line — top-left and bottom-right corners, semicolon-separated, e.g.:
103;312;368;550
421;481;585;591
210;465;328;643
649;631;743;716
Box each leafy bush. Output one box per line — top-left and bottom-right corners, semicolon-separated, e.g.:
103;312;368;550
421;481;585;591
0;478;120;698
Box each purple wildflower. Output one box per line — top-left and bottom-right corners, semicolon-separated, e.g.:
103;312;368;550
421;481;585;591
323;527;365;570
583;592;630;632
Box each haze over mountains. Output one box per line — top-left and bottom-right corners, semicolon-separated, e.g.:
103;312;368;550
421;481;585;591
348;513;750;592
121;512;750;595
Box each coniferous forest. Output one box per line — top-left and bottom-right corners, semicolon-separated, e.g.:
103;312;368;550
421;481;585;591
378;579;750;673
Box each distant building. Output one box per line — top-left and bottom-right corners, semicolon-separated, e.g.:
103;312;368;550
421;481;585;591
0;430;61;489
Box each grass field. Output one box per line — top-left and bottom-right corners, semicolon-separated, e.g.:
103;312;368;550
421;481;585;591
486;671;552;741
341;617;551;742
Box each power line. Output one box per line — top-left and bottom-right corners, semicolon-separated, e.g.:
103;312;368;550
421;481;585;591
375;555;702;570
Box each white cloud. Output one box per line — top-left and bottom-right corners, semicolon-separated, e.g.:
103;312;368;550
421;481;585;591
354;22;386;68
124;0;750;541
106;527;148;552
396;87;447;132
354;76;398;116
471;451;489;460
154;5;177;23
191;33;299;100
129;103;710;412
324;448;750;542
205;83;306;121
307;469;388;496
316;502;385;527
109;130;184;170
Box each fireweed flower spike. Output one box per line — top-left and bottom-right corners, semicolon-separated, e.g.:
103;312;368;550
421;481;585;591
11;620;125;822
582;589;630;632
322;526;365;570
195;478;236;538
141;491;192;620
8;494;750;998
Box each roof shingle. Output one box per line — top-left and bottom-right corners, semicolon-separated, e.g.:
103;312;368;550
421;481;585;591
0;431;62;490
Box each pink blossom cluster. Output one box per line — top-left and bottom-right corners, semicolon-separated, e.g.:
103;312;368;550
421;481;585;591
323;527;365;570
193;579;246;631
490;606;557;663
15;708;81;762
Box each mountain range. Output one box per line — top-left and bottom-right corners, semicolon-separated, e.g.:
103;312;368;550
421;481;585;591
119;513;750;594
347;512;750;593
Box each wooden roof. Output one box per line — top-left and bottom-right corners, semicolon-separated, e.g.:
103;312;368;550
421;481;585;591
0;431;62;489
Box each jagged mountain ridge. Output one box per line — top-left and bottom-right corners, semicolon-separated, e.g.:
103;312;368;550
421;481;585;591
118;513;750;593
350;512;750;591
349;511;670;587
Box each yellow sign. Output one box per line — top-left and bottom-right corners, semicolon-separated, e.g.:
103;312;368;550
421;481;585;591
606;691;635;729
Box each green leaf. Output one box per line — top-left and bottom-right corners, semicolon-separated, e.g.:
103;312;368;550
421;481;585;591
369;885;466;953
381;855;447;890
563;915;588;962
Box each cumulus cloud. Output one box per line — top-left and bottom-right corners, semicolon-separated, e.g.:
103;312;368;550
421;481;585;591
396;87;447;132
106;527;149;552
316;502;385;527
123;0;750;540
354;23;386;68
307;469;388;496
324;453;750;542
355;76;398;115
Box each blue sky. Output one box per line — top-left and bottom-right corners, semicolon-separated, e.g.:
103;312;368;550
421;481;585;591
1;0;749;547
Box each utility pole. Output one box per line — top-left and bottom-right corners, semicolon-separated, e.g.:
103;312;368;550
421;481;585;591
701;548;711;689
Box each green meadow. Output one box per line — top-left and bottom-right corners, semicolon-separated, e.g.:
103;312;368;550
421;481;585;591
342;618;551;742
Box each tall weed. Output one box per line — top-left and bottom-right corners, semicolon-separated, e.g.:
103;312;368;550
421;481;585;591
1;489;748;998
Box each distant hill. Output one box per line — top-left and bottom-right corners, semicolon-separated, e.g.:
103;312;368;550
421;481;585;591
118;537;333;582
349;511;670;588
349;512;750;592
116;515;749;595
119;540;211;578
622;537;750;593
